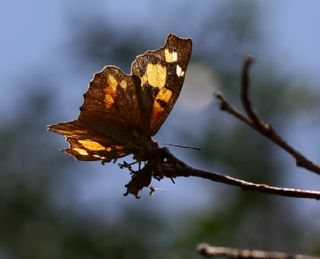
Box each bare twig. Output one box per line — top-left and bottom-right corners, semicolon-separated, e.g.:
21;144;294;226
240;55;260;125
157;148;320;200
197;243;319;259
213;55;320;175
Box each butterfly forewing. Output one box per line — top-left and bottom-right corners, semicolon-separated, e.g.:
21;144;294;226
131;34;192;136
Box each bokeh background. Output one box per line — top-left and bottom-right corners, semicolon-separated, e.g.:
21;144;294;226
1;0;320;258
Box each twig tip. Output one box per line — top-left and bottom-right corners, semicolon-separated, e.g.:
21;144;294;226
213;90;222;98
245;55;256;64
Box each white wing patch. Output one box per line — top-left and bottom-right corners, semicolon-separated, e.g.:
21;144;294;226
73;148;89;156
176;65;185;77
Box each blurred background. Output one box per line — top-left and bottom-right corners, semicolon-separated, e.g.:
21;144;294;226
1;0;320;258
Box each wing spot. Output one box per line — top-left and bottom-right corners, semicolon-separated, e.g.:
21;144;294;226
176;65;185;77
93;154;106;159
104;75;118;107
104;94;114;108
150;88;173;126
120;79;127;89
78;139;106;151
107;75;118;90
145;63;166;88
73;148;89;156
164;49;178;63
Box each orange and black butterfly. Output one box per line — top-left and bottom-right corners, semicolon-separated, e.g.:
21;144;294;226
48;34;192;163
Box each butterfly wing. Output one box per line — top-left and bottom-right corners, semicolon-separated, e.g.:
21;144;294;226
48;120;129;161
79;66;147;139
63;137;127;161
48;66;145;161
48;34;192;161
131;33;192;136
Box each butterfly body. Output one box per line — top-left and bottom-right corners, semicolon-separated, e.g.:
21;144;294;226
48;34;192;163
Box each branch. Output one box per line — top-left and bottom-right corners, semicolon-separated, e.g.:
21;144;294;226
197;243;319;259
122;147;320;199
214;55;320;175
240;55;260;125
155;148;320;200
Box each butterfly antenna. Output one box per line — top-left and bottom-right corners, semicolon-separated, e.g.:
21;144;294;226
160;143;201;151
149;186;168;196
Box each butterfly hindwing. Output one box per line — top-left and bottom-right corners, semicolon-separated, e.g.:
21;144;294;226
48;120;90;137
64;137;127;161
79;66;145;138
48;120;128;160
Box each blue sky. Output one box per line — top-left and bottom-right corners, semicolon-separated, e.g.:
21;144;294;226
1;0;319;219
2;0;320;94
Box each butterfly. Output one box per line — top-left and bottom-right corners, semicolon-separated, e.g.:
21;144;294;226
48;34;192;163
